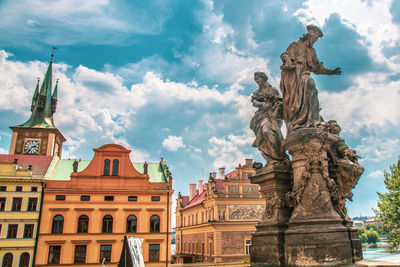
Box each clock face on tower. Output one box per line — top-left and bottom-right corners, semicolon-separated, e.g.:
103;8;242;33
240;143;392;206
24;140;40;154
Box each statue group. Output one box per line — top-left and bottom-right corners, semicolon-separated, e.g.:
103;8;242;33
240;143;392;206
249;25;364;266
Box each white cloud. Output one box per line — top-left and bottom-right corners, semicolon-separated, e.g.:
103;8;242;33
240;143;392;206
367;170;383;179
319;73;400;135
356;137;400;163
207;132;255;169
162;136;186;151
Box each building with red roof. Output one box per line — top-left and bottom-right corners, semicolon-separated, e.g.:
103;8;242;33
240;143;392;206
173;159;265;264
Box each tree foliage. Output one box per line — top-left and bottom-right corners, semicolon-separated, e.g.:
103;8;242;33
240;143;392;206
374;157;400;251
366;223;380;234
357;227;368;243
366;228;380;244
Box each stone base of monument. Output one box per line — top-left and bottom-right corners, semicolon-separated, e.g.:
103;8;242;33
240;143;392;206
284;220;354;266
347;224;363;262
250;224;286;267
281;128;362;266
249;164;292;267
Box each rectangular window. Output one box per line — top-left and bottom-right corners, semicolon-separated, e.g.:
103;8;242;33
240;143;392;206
55;195;66;201
151;196;160;201
31;186;38;192
74;245;87;264
104;196;114;201
0;186;6;191
0;198;6;211
100;245;112;263
16;186;23;192
128;196;137;201
23;224;34;238
7;224;18;238
149;244;160;262
245;240;251;255
48;246;61;264
12;197;22;211
80;195;90;201
27;198;38;211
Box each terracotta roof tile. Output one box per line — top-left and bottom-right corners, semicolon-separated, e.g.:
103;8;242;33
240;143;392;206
181;196;189;207
215;179;225;191
225;169;237;179
0;154;53;175
182;190;206;210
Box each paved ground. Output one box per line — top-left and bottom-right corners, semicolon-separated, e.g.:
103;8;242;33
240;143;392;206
356;259;400;266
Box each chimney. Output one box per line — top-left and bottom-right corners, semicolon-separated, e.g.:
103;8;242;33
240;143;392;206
144;162;148;174
211;172;217;180
245;159;253;167
219;168;225;179
73;160;79;172
199;180;204;195
189;184;197;201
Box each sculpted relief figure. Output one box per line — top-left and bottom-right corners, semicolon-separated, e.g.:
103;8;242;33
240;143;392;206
323;120;364;220
280;25;341;133
250;72;289;165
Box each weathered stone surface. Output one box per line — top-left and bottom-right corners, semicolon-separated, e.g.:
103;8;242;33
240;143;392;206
279;25;341;133
249;164;292;267
249;25;363;266
250;72;289;165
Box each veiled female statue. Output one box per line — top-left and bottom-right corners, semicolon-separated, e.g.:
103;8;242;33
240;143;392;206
250;72;288;165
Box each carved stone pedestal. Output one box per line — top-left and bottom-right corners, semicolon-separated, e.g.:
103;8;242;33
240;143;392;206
249;164;292;267
283;128;356;266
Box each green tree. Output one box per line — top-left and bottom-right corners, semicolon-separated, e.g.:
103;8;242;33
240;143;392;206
374;157;400;251
357;227;368;243
366;223;380;234
366;228;380;244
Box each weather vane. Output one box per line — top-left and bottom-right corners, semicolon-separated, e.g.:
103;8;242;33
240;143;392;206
51;46;58;60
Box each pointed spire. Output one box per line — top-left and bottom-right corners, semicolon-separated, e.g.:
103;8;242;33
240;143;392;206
15;50;59;129
31;78;40;112
51;79;58;114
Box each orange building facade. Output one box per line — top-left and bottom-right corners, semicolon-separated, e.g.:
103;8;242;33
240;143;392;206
174;159;265;264
35;144;173;267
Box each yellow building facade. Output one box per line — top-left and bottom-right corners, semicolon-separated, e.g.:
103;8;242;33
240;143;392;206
0;155;53;267
174;159;265;264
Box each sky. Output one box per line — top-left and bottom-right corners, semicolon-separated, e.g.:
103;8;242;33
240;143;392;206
0;0;399;222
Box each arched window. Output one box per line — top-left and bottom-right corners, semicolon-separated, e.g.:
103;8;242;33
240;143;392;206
103;159;110;176
52;215;64;233
150;215;160;233
19;253;30;267
102;215;113;233
126;215;137;233
112;159;119;176
2;253;13;267
77;215;89;233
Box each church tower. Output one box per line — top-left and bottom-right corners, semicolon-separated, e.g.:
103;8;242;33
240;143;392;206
9;53;66;157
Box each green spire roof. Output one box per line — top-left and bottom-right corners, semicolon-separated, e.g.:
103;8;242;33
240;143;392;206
14;53;58;129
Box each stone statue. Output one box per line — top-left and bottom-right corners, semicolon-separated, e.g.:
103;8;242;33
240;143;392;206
279;25;341;133
322;120;364;220
249;26;364;266
250;72;289;165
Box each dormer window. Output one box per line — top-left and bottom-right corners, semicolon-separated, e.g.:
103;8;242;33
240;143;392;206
103;159;110;176
112;159;119;176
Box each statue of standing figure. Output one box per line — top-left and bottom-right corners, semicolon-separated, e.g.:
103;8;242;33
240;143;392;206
250;72;289;165
279;25;341;133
